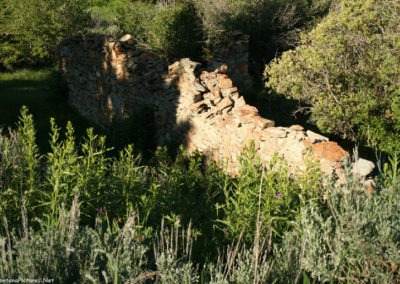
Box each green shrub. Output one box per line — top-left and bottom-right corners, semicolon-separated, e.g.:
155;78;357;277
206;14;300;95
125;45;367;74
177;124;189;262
0;107;40;226
218;143;322;244
120;1;203;60
86;0;128;37
265;0;400;152
1;0;90;67
194;0;332;69
276;176;400;283
380;152;400;188
1;0;331;68
0;35;26;69
85;0;333;66
143;146;229;262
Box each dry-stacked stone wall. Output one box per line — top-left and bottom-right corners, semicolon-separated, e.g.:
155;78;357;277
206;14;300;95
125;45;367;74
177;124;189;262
59;34;182;145
59;34;374;182
207;31;253;91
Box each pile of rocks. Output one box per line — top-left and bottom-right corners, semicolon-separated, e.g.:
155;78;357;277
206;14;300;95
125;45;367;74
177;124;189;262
59;34;374;182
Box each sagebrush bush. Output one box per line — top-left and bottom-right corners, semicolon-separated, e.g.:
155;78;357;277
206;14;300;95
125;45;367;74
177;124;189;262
204;237;273;284
1;195;150;283
277;177;400;283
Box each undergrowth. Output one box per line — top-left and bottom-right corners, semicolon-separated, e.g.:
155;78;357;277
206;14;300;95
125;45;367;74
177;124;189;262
0;108;399;283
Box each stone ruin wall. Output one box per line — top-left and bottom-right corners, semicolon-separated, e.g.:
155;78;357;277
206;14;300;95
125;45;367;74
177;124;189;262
207;31;253;91
59;34;375;182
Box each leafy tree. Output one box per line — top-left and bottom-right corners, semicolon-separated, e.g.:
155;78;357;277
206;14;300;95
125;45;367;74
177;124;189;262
265;0;400;151
0;0;90;67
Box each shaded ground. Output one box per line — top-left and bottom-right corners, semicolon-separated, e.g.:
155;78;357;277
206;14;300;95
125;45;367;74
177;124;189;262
0;69;92;152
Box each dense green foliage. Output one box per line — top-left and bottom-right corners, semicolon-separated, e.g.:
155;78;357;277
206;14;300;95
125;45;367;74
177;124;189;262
0;0;90;67
218;143;322;243
88;0;203;60
0;0;330;68
0;109;399;282
193;0;331;67
265;0;400;151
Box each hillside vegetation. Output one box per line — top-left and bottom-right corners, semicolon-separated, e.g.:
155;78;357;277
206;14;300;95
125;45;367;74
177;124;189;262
0;0;330;68
1;0;400;282
0;109;399;283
